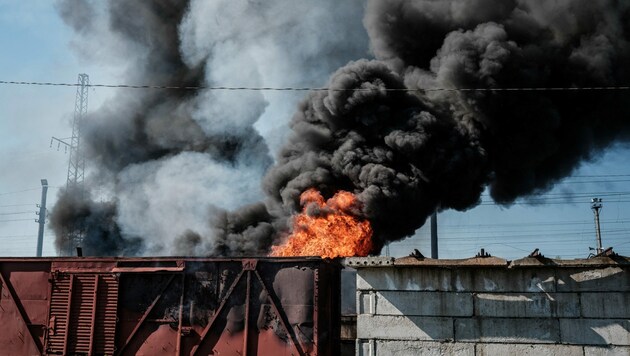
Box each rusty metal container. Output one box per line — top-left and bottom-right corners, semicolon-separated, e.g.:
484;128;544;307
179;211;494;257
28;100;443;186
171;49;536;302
0;257;341;356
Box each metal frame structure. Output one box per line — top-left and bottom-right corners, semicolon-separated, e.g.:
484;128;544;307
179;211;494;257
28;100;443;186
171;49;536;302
0;257;341;356
51;74;90;255
67;73;89;187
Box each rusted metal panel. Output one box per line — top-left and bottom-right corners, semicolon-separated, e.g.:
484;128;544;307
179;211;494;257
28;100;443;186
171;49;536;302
115;258;341;356
94;274;118;355
0;269;44;355
1;257;341;356
52;260;118;273
0;261;51;355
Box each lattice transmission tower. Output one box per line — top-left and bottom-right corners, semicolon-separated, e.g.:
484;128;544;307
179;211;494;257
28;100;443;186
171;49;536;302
51;73;89;255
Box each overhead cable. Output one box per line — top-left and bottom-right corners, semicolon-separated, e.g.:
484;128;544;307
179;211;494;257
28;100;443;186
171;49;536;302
1;80;630;92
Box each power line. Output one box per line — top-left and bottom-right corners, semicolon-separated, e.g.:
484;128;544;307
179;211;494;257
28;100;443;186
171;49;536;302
557;179;630;184
515;194;630;201
436;232;629;242
0;187;40;196
0;211;32;216
0;204;35;208
1;79;630;92
436;227;629;236
0;234;36;238
439;225;630;233
474;192;630;204
485;191;630;198
572;174;630;178
440;219;630;228
435;236;630;244
0;218;33;223
478;199;630;206
477;191;630;205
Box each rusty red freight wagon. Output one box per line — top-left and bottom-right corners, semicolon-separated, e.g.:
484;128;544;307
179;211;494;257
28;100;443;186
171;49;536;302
0;257;341;356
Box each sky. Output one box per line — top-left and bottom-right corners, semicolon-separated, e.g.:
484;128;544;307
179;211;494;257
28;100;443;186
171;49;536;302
0;1;121;256
0;1;629;259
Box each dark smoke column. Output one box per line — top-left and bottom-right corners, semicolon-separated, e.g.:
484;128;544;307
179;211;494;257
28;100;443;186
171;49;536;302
52;0;272;256
262;0;630;254
263;60;488;252
53;0;630;257
52;0;370;256
366;0;630;203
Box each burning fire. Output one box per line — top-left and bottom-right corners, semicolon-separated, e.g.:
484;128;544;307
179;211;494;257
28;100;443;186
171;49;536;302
270;189;373;258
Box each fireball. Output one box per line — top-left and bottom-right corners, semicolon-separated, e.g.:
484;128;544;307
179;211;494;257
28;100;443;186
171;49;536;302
270;189;373;258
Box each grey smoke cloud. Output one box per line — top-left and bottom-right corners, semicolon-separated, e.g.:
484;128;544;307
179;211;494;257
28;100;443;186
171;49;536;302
52;0;368;255
49;186;143;256
262;0;630;253
263;60;488;250
392;0;630;204
54;0;630;256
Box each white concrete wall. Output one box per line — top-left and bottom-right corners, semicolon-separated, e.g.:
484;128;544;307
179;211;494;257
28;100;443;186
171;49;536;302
350;256;630;356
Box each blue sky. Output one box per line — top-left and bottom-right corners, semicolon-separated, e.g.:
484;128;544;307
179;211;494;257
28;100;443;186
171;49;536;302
0;1;118;256
0;1;628;259
394;145;630;259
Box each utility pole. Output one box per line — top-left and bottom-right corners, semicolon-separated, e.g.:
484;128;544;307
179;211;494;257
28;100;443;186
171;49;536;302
51;74;89;255
35;179;49;257
430;211;438;259
591;198;603;254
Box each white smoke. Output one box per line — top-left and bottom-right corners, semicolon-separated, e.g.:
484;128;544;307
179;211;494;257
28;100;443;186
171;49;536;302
53;0;369;255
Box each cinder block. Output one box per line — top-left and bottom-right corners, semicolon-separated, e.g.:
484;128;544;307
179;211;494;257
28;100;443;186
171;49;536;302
357;315;453;341
476;343;583;356
356;267;472;292
474;292;579;317
584;345;630;356
581;292;630;318
556;267;630;292
356;340;474;356
472;268;556;293
455;317;559;343
358;291;473;317
345;257;394;267
560;319;630;346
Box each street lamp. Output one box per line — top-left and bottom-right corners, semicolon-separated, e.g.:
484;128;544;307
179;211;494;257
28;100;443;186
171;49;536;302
591;198;603;255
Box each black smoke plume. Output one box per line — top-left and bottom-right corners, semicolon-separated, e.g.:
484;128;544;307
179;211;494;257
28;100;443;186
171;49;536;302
52;0;272;255
264;0;630;252
50;186;143;256
52;0;368;255
53;0;630;256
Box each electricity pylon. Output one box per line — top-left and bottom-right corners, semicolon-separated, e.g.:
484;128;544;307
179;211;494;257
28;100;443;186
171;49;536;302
51;73;89;255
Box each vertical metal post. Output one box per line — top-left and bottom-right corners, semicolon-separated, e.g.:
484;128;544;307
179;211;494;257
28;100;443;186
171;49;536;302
36;179;49;257
430;211;438;259
63;274;75;356
591;198;603;254
88;275;99;356
243;271;251;356
176;274;185;356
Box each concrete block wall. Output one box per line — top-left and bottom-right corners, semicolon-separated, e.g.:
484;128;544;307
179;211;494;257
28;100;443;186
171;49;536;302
347;256;630;356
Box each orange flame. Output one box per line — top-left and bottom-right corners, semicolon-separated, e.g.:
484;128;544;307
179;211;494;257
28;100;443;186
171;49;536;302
270;189;373;258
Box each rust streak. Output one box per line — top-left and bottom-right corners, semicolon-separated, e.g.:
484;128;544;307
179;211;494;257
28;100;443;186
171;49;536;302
243;271;251;356
175;274;185;356
253;270;306;356
118;274;177;355
191;269;245;356
0;271;41;354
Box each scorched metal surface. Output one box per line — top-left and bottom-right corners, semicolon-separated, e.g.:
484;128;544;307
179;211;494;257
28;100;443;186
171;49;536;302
0;257;341;356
